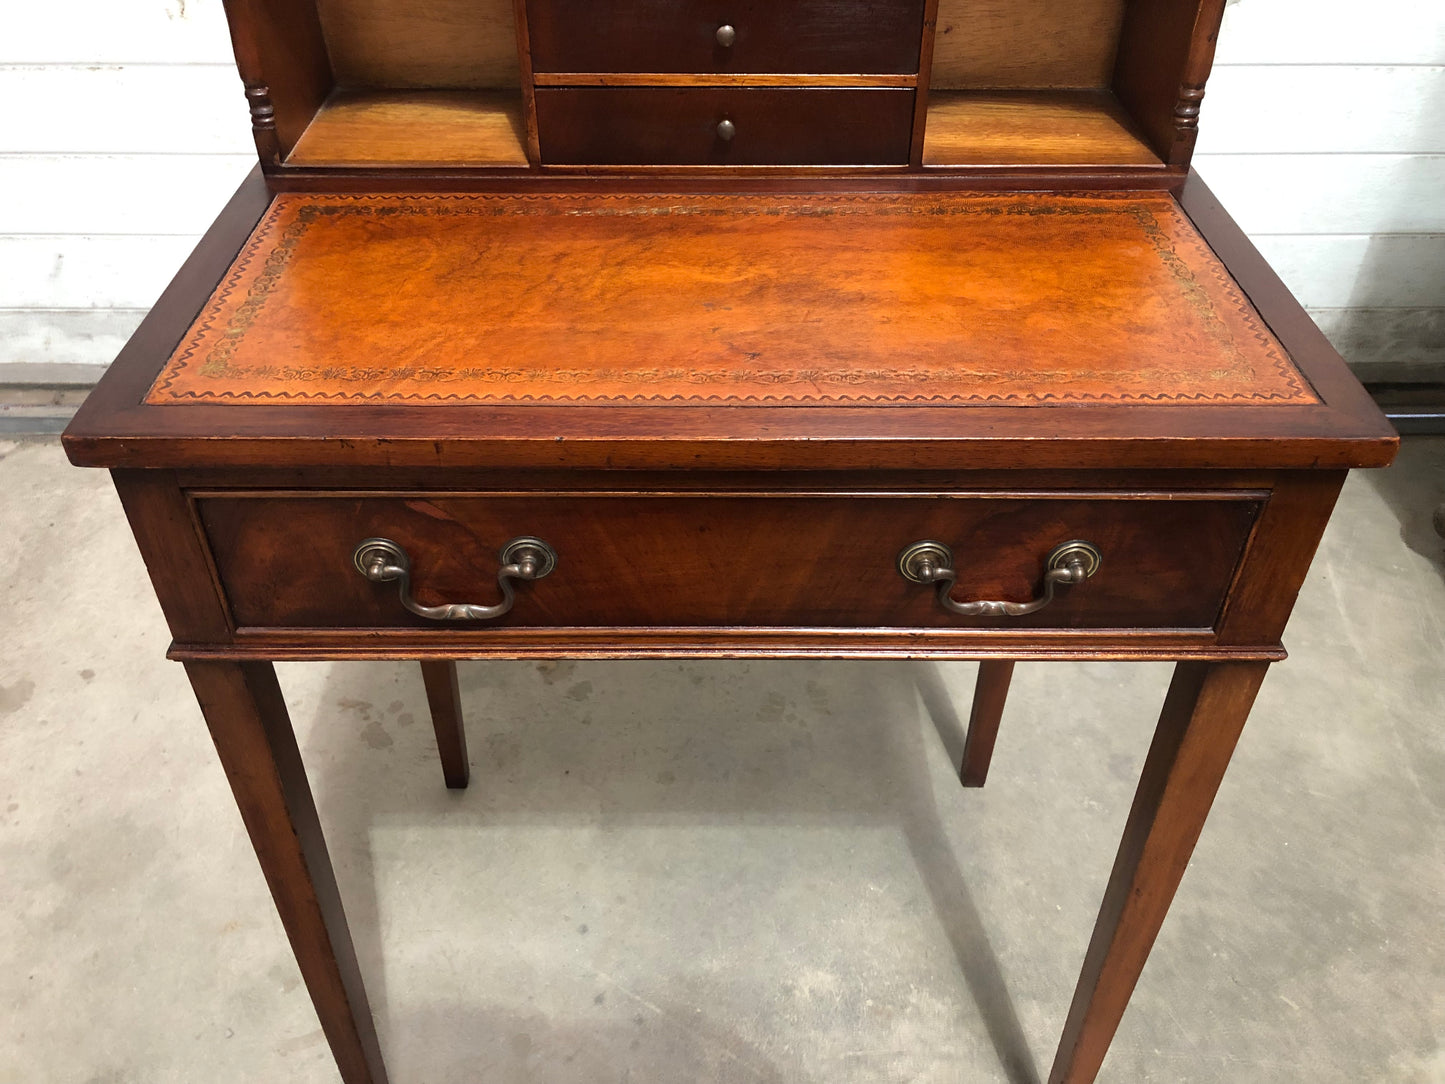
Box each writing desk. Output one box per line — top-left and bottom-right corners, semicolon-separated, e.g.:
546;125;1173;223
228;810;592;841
62;0;1398;1080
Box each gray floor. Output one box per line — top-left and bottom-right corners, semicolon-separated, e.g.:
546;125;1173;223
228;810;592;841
2;438;1443;1084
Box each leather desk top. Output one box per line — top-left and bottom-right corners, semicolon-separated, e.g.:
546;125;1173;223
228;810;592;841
146;191;1315;408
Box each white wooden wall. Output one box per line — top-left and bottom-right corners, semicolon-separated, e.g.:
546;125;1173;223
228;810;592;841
0;1;254;383
1194;0;1445;381
2;0;1442;384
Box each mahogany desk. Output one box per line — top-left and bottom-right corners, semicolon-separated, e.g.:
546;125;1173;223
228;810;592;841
65;170;1395;1083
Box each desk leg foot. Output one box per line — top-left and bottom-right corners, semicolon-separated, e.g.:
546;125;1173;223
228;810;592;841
1047;659;1269;1084
961;660;1014;787
184;661;390;1084
420;660;470;789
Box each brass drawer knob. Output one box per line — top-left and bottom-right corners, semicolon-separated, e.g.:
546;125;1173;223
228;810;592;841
715;23;737;47
353;536;557;621
898;539;1101;617
716;118;736;141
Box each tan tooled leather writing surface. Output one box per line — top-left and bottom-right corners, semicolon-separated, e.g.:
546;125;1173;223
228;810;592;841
147;192;1315;407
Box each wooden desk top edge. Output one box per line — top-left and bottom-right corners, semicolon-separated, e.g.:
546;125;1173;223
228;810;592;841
63;169;1398;473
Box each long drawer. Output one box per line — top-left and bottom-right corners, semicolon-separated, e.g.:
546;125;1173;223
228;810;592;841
195;491;1262;632
525;0;926;75
535;87;915;165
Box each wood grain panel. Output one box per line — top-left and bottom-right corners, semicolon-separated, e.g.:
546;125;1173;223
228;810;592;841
170;629;1282;663
287;90;528;166
529;73;916;87
535;87;914;165
922;91;1159;166
1111;0;1206;163
910;0;942;166
196;492;1262;631
112;471;233;643
238;0;337;157
931;0;1125;88
526;0;925;75
314;0;520;88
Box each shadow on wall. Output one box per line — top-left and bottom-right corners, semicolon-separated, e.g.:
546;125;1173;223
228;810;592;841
1337;55;1445;385
1348;69;1445;570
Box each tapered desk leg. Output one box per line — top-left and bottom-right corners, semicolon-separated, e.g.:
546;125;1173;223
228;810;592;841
420;660;470;790
961;660;1014;787
184;661;389;1084
1048;659;1269;1084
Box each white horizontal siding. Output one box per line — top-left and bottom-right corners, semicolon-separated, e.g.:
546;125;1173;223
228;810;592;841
0;155;255;235
0;236;200;309
1196;65;1445;155
3;65;254;155
2;0;236;65
1307;308;1445;382
0;1;248;380
1211;0;1445;66
0;310;147;372
1253;235;1445;310
1;1;1442;381
1195;155;1445;236
11;0;1433;69
1191;0;1445;378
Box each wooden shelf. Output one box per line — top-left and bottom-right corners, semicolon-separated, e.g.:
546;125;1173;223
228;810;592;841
287;89;528;167
922;90;1161;167
284;87;1158;173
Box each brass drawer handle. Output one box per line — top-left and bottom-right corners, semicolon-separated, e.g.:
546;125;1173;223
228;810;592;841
352;536;557;622
898;539;1101;617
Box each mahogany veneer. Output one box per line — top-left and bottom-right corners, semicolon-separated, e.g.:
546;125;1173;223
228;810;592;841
65;1;1397;1082
535;86;916;165
196;489;1261;631
526;0;926;74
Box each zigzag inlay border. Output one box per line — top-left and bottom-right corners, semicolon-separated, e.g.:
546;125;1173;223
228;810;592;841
147;192;1318;408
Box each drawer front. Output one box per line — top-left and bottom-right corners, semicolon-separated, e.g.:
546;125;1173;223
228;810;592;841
197;492;1261;632
526;0;926;75
535;87;914;165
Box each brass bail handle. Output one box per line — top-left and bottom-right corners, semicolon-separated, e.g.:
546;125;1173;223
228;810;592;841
352;536;557;622
897;539;1102;617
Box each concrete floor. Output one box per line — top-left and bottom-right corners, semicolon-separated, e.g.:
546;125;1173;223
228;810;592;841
1;438;1443;1084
